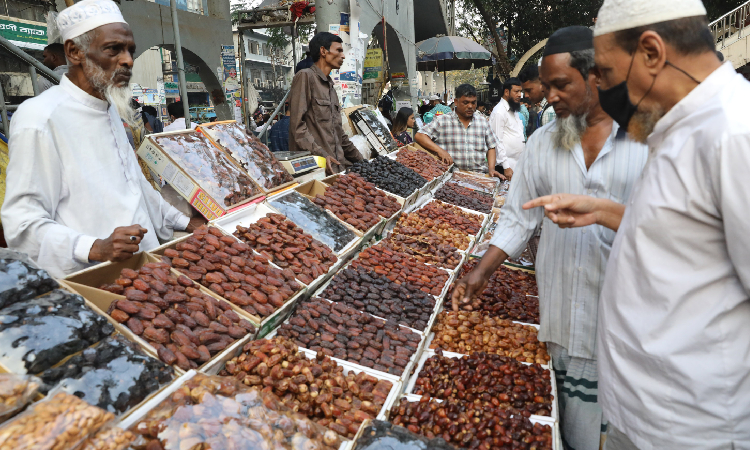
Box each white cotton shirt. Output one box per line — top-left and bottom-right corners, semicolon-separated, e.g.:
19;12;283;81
163;117;197;132
2;75;189;278
37;64;68;93
489;98;525;169
598;62;750;450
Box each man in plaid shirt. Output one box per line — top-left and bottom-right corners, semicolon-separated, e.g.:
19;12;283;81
415;84;505;179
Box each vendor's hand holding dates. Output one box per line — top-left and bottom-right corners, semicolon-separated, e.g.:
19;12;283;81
89;225;147;262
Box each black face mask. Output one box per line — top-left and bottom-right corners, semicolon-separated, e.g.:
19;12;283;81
598;54;701;130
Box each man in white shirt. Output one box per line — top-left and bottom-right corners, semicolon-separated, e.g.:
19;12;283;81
523;0;750;448
453;26;648;450
489;77;525;179
163;101;197;132
2;0;199;278
38;43;68;93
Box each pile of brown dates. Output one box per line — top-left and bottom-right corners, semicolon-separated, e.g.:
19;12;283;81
413;351;553;417
235;213;338;285
160;225;303;319
219;336;393;439
350;245;450;296
102;262;255;370
395;147;449;181
320;266;436;331
379;234;462;270
276;298;422;376
435;182;494;214
390;396;553;449
431;311;549;365
313;173;401;231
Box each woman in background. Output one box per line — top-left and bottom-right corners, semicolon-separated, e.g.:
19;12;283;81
391;107;415;147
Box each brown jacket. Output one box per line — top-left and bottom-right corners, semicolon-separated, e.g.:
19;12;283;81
289;64;362;174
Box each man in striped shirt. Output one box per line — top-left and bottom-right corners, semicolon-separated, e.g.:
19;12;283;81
452;26;648;450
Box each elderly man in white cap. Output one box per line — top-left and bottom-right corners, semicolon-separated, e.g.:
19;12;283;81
523;0;750;449
1;0;199;278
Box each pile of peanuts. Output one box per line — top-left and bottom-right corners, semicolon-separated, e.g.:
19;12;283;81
235;213;338;285
102;262;255;370
312;173;401;232
219;336;393;439
431;310;549;365
350;245;450;296
0;392;114;450
277;298;422;376
161;225;302;318
413;351;553;416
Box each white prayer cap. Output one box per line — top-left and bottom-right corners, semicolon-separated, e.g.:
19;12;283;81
56;0;127;42
429;95;440;100
594;0;707;37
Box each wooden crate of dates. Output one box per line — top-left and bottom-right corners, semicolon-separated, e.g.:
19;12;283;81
404;350;557;422
273;298;424;379
450;259;540;325
151;225;307;334
387;394;556;450
429;310;549;365
203;336;402;441
65;254;257;372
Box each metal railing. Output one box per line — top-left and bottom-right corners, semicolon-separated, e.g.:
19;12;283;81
0;33;61;135
710;0;750;49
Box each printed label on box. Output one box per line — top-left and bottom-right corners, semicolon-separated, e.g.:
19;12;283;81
172;172;194;197
162;163;177;182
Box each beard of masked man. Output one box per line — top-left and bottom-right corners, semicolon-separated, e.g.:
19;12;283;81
541;49;601;151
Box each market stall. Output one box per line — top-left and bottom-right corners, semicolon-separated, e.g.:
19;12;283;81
0;117;558;450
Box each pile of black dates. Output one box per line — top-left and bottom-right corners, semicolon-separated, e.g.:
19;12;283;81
347;156;426;198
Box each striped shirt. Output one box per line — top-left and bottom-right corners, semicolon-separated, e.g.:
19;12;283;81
490;121;648;359
417;111;498;173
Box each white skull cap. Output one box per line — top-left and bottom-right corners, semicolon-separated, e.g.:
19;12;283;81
56;0;127;42
594;0;707;37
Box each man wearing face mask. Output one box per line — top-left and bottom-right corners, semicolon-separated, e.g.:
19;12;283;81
452;26;648;450
523;1;750;449
1;0;196;278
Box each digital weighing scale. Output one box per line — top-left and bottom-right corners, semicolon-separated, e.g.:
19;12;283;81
275;151;319;175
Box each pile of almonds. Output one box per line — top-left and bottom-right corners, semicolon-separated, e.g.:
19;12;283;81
431;310;549;365
350;245;450;296
395;147;449;181
390;396;553;449
277;298;422;376
413;351;553;417
235;213;337;285
161;225;302;319
312;173;401;232
219;336;393;439
102;262;255;369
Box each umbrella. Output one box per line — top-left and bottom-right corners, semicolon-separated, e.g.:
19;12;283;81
416;36;493;99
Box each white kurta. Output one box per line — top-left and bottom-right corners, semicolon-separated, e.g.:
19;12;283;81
163;117;197;132
489;98;525;170
2;75;189;278
598;62;750;449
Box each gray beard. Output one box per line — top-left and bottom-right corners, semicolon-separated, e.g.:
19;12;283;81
84;57;134;127
554;113;588;151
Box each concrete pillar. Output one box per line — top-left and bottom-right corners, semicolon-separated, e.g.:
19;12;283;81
315;0;347;35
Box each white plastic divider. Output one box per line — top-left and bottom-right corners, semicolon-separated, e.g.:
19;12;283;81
401;349;558;423
264;304;426;384
384;394;559;449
